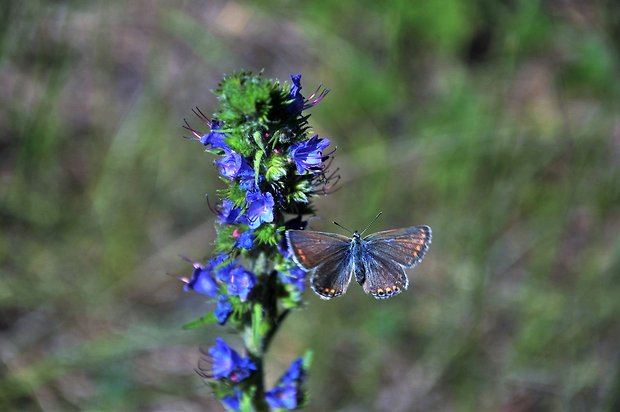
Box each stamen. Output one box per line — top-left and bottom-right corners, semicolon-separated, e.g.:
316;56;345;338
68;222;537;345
192;106;211;124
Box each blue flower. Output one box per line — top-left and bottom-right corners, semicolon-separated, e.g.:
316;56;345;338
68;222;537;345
289;135;331;174
200;120;227;148
227;266;256;302
234;230;254;250
288;73;304;113
208;338;256;382
221;389;242;411
266;385;298;410
238;162;260;191
265;357;305;409
215;295;233;325
277;238;292;259
219;200;246;225
280;358;304;383
219;200;244;225
185;265;218;297
278;268;306;292
245;190;274;229
216;147;243;179
184;254;228;296
214;261;237;283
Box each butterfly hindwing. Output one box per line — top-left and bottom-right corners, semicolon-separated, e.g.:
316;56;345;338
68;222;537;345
360;245;410;299
310;251;354;300
286;230;350;270
363;225;432;269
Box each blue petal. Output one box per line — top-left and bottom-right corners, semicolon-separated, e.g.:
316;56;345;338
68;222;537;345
266;385;298;410
215;296;233;325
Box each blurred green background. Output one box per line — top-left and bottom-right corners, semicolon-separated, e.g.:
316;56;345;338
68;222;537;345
1;1;619;411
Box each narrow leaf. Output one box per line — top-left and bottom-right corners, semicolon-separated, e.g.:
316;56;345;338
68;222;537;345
182;312;218;330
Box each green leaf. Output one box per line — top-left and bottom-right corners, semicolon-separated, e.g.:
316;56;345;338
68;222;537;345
254;224;278;246
239;389;256;412
215;71;272;125
302;350;314;370
245;304;267;355
215;225;236;252
252;130;266;152
290;191;308;203
182;312;217;330
252;304;264;350
220;184;247;208
253;149;264;186
265;155;287;182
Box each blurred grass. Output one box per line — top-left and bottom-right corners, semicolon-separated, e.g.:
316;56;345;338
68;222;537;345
1;0;619;411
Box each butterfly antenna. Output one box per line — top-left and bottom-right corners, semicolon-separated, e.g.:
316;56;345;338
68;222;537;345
360;212;383;235
333;221;353;234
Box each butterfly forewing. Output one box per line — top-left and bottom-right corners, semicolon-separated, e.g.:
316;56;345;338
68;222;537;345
364;225;432;269
360;246;410;299
286;230;350;270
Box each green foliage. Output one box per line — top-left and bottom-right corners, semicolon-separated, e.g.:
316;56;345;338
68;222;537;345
215;225;236;252
216;71;273;124
182;313;218;330
253;224;279;246
287;180;313;204
2;1;619;411
265;154;288;182
220;184;248;208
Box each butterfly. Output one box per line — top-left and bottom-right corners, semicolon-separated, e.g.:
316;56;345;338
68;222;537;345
286;218;432;300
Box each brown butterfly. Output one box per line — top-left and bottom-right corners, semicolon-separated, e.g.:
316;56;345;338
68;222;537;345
286;219;431;300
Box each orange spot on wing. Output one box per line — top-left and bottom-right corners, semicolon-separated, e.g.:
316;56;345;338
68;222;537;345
295;247;306;262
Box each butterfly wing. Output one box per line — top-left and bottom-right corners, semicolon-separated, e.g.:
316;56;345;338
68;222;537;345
360;246;410;299
364;225;432;269
286;230;353;300
286;230;350;270
309;250;354;299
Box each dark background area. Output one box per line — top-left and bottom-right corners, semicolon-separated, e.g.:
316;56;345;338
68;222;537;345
1;1;619;411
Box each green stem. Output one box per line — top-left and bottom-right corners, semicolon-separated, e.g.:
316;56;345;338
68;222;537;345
246;268;290;411
263;309;290;353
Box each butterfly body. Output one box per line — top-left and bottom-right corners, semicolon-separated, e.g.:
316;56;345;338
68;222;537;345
286;225;432;300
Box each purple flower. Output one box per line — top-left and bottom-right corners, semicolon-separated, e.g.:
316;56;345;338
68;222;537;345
245;191;274;229
287;73;329;112
221;389;242;411
238;162;260;191
185;266;218;297
265;357;305;409
200;120;227;148
280;358;304;383
277;238;292;259
266;385;298;410
208;338;256;382
289;135;331;174
278;268;306;292
216;147;243;179
234;230;254;250
227;266;256;302
215;295;233;325
184;254;228;297
214;261;237;283
288;73;304;113
219;200;244;224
